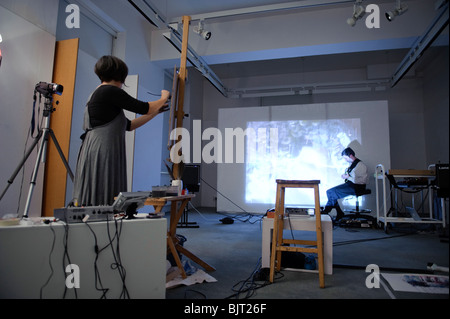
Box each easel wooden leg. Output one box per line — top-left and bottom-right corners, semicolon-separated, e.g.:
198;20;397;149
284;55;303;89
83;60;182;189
176;244;215;272
168;198;215;275
167;236;186;279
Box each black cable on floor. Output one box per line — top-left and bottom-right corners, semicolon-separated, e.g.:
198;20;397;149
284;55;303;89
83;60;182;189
225;258;282;299
332;231;417;247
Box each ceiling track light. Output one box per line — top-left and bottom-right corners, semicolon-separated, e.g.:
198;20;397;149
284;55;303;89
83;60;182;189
193;19;211;40
385;0;408;22
347;0;366;27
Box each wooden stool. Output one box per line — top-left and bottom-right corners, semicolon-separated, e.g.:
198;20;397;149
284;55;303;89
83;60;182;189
269;180;325;288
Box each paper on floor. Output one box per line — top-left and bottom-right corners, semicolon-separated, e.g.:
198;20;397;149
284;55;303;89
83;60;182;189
166;269;217;289
381;273;449;294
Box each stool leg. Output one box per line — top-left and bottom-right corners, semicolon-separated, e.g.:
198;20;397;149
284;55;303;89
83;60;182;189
275;186;285;271
270;181;325;288
269;184;283;282
269;216;279;283
314;185;325;288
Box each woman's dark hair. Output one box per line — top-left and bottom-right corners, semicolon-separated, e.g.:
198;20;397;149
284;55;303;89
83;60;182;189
94;55;128;83
341;147;355;157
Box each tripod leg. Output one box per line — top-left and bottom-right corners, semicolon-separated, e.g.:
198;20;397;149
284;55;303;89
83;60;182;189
23;130;49;218
0;133;42;202
48;130;74;181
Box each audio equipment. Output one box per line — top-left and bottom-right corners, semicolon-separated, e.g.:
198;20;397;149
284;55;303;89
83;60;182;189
54;206;115;223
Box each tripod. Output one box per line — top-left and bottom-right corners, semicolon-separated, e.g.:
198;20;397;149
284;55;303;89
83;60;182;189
0;95;74;218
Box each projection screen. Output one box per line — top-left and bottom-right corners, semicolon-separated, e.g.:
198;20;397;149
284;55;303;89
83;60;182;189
216;101;391;214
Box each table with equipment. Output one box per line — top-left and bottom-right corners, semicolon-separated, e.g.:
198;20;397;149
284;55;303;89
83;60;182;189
375;165;445;232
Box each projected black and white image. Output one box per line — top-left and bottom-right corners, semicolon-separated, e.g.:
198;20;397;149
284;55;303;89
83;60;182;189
245;119;361;206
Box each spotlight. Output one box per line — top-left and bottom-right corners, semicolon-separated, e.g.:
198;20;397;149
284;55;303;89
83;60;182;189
199;29;211;40
385;0;408;22
347;0;366;27
193;20;211;40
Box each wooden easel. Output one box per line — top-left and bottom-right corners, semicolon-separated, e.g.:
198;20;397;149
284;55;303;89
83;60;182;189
167;15;191;180
163;16;216;279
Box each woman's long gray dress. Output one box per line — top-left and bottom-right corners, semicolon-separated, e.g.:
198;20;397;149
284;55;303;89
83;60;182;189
72;104;128;207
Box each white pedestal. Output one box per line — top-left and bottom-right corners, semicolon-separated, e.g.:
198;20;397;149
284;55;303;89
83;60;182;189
0;217;167;299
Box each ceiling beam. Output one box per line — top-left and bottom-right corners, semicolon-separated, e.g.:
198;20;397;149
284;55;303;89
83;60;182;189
228;79;391;98
171;0;353;23
163;25;228;97
128;0;229;97
127;0;168;28
390;1;449;87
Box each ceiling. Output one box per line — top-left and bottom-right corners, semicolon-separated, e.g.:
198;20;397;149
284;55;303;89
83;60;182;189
129;0;448;90
148;0;338;22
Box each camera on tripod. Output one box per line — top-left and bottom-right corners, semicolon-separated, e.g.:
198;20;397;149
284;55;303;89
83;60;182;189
35;81;63;97
1;81;73;219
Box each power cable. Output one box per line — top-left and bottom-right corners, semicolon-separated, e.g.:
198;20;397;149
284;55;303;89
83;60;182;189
39;223;56;299
106;217;130;299
84;220;110;298
200;176;267;224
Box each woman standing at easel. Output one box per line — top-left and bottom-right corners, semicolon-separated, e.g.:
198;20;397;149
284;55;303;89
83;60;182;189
72;55;170;207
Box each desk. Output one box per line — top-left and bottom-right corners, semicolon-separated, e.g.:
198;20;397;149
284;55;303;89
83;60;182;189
375;165;445;232
0;218;166;299
145;194;215;280
261;215;333;275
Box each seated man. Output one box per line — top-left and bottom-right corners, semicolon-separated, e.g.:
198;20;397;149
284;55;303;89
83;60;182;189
322;147;368;220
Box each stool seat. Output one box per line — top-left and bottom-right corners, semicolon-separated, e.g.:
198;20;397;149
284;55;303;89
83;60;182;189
269;180;325;288
276;179;321;185
355;188;371;197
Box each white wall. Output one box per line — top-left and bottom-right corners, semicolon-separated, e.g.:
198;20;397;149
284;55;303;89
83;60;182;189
148;0;447;213
215;101;390;213
2;0;447;217
147;0;448;210
55;0;169;210
0;2;59;218
55;0;114;206
196;61;450;211
0;0;176;217
423;47;450;166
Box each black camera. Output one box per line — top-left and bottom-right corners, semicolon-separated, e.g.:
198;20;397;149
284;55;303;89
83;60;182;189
35;82;63;97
